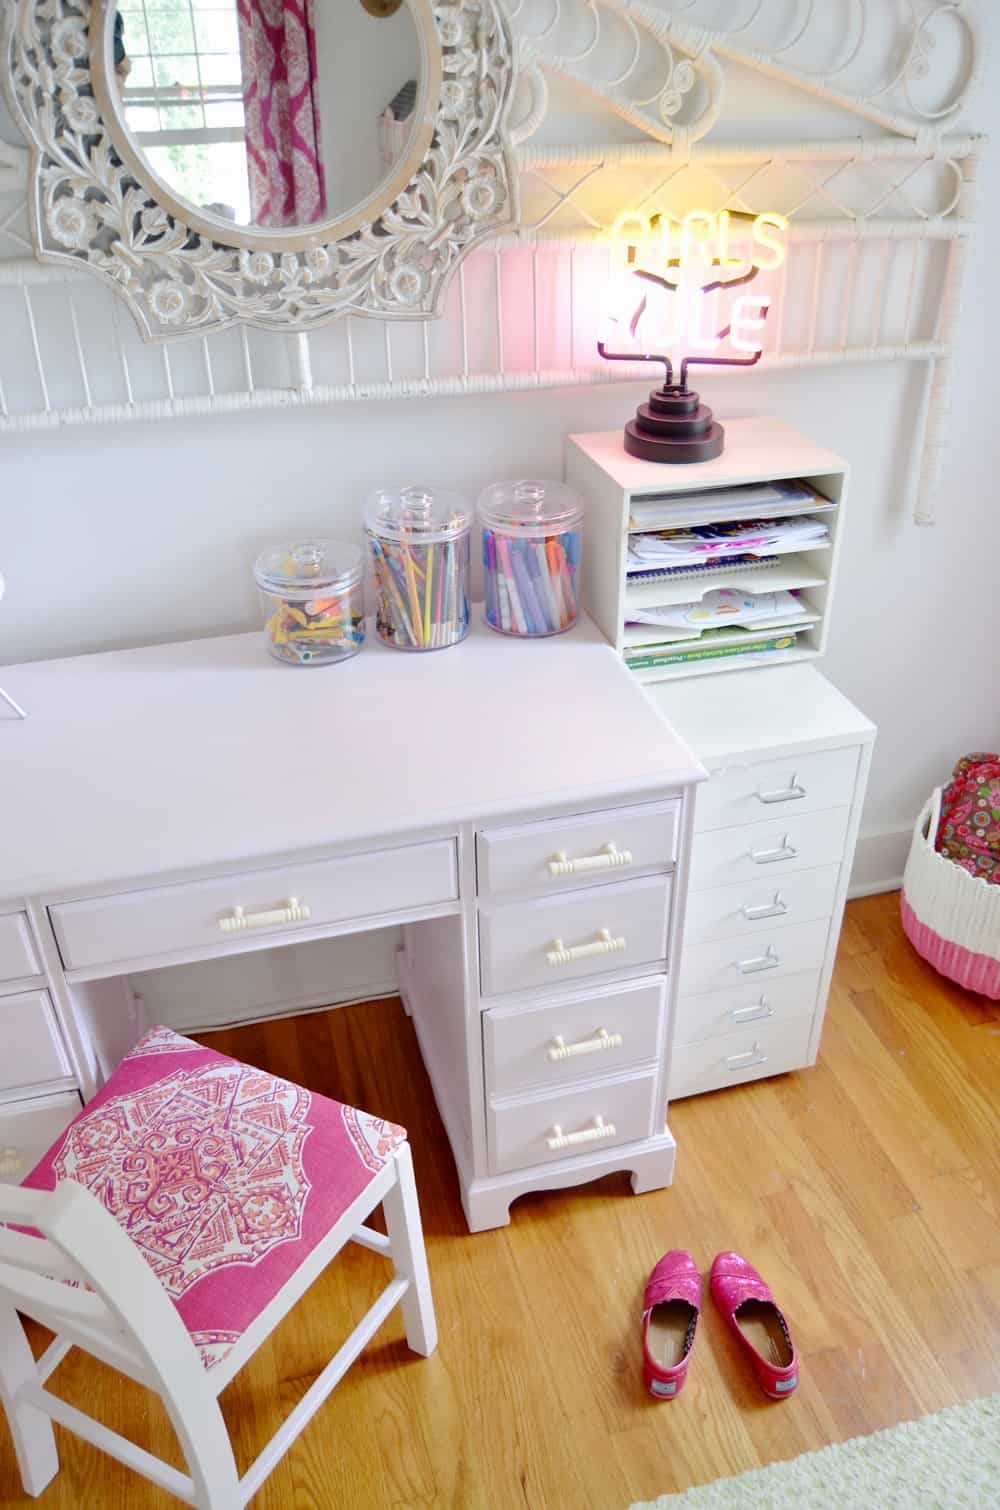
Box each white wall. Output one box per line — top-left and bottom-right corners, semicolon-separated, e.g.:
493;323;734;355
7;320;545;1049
313;1;420;217
2;16;998;909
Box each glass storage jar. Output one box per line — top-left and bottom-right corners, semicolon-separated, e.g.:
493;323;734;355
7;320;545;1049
365;486;472;651
478;479;583;636
253;539;365;666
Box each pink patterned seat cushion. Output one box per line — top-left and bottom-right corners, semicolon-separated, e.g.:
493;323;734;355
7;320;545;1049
21;1026;406;1370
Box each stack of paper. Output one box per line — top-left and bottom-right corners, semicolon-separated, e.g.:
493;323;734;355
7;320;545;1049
626;587;808;632
628;480;824;530
627;515;830;571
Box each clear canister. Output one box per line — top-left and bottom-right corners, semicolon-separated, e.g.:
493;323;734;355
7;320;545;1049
477;479;583;637
365;486;472;651
253;539;365;665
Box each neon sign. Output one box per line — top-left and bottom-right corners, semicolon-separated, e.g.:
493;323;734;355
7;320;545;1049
598;208;790;463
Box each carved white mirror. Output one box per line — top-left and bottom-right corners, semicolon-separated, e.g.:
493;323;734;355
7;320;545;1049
5;0;517;335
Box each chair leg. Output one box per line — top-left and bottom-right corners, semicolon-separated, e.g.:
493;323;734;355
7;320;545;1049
159;1379;242;1510
383;1142;438;1358
0;1306;59;1497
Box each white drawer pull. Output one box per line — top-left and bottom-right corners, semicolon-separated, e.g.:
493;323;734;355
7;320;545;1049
218;898;312;934
736;945;780;975
0;1147;25;1179
757;778;806;805
548;1027;624;1062
741;892;788;922
547;843;633;878
546;928;626;967
749;836;798;865
546;1115;616;1151
725;1042;768;1071
730;997;775;1025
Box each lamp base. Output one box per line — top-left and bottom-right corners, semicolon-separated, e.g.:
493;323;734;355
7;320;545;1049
622;384;724;464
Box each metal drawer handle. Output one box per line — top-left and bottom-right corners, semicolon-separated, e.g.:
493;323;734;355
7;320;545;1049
546;1115;616;1151
757;776;806;805
548;843;633;878
546;928;626;967
548;1027;624;1061
736;945;780;975
725;1042;768;1071
749;835;798;865
741;892;788;922
729;997;775;1025
218;897;312;933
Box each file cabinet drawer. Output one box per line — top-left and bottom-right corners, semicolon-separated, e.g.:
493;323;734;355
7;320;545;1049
489;1067;658;1175
0;992;72;1092
51;839;459;972
683;865;840;945
674;970;821;1047
479;875;671;998
669;1017;813;1099
688;807;850;892
477;799;680;898
0;911;41;985
695;746;859;833
484;977;666;1097
679;918;830;997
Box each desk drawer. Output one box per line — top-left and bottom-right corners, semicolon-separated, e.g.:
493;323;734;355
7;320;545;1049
679;918;830;997
0;992;72;1092
0;1092;82;1185
484;977;666;1097
479;875;671;998
695;746;859;833
0;912;41;985
477;800;680;898
689;808;850;892
669;1017;813;1099
683;865;840;945
51;840;458;972
489;1067;658;1175
675;970;821;1047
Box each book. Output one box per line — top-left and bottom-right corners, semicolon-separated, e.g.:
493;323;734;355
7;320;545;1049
624;633;798;670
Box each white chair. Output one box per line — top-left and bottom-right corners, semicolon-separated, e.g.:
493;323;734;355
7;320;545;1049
0;1026;437;1508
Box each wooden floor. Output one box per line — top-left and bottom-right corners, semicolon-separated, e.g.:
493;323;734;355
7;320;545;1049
3;893;998;1509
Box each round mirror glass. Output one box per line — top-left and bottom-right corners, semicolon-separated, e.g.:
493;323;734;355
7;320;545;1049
110;0;424;232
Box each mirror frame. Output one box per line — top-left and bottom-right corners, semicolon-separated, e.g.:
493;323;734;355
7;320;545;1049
5;0;518;338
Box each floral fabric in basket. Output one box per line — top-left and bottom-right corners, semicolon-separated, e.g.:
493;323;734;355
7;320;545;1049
935;752;1000;884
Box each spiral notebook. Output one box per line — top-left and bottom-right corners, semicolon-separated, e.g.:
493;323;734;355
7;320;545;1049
626;555;780;583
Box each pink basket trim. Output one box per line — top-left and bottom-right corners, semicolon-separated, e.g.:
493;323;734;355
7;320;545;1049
901;892;1000;999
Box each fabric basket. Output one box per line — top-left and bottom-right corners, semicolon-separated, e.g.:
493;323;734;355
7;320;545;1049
900;787;1000;999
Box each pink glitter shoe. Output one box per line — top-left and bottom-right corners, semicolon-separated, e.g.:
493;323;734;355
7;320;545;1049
642;1250;700;1400
710;1252;798;1399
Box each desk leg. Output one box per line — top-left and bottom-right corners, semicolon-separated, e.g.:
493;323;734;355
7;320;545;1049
462;1128;677;1234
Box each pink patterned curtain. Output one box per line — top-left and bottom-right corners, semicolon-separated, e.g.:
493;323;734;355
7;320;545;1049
237;0;327;227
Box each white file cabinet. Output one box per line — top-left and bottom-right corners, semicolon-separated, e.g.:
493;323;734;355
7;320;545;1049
646;664;875;1097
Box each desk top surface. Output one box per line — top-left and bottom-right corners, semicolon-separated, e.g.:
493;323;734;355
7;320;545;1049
0;616;703;899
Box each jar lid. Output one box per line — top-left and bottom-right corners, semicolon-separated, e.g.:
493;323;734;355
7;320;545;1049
364;486;471;546
477;478;584;537
253;539;363;597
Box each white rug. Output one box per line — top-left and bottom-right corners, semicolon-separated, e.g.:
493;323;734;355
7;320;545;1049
630;1395;1000;1509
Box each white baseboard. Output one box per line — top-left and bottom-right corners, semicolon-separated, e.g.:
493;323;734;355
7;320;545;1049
848;825;911;899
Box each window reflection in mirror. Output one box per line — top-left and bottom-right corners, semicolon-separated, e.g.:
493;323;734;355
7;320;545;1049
113;0;423;230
